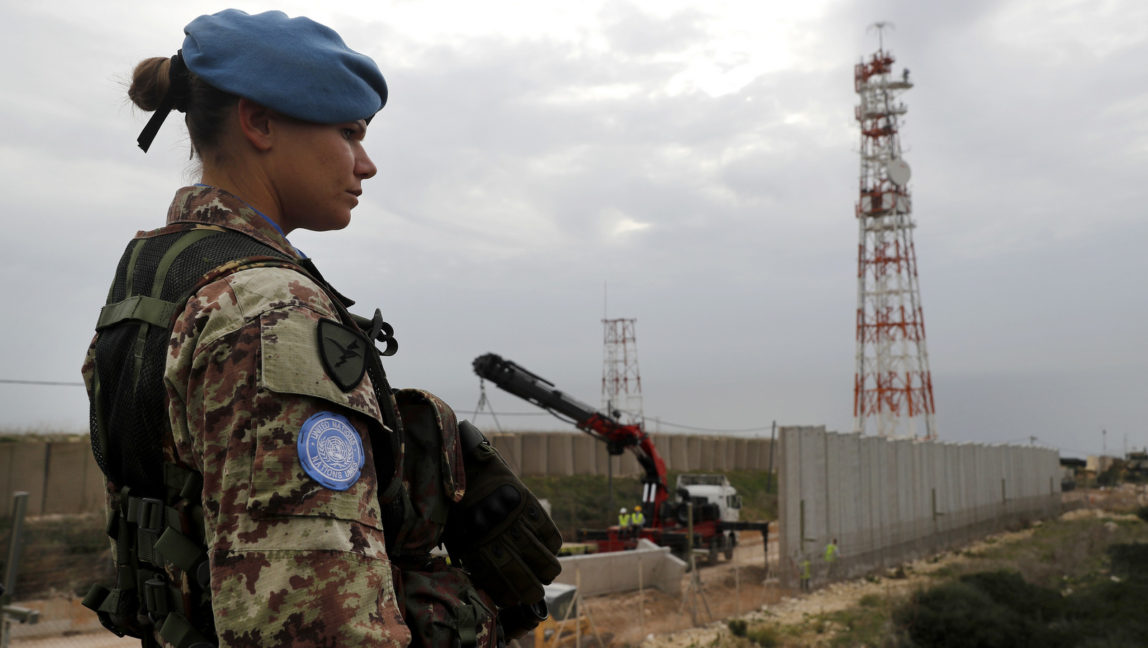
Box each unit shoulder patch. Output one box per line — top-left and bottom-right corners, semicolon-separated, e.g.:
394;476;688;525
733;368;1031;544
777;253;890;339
297;411;365;491
317;318;368;391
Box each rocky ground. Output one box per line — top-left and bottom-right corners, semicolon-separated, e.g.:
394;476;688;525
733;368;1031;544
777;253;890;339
12;487;1143;648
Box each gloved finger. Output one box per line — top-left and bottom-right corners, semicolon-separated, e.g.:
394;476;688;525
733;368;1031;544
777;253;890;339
505;520;561;584
521;502;562;554
471;538;546;607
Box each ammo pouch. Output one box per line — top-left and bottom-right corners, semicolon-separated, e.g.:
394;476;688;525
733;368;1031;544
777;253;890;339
391;556;499;648
390;389;497;648
82;464;216;648
442;422;563;610
390;390;557;645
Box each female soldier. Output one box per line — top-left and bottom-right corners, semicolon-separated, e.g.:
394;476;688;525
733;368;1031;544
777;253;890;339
82;9;410;647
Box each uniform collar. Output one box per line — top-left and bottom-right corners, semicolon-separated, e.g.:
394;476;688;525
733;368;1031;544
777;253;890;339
165;185;305;259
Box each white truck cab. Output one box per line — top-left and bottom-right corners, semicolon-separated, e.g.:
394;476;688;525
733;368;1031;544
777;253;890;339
675;473;742;523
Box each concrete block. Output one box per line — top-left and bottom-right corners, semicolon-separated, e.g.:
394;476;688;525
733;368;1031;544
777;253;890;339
699;437;715;471
731;439;748;470
571;435;597;475
521;434;547;476
4;441;48;516
686;437;701;472
43;442;90;515
554;539;685;597
667;435;688;472
490;434;523;475
547;434;575;476
83;448;106;515
0;443;13;517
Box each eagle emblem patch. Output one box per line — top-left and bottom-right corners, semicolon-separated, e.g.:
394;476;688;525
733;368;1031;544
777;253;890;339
317;318;368;391
298;412;365;491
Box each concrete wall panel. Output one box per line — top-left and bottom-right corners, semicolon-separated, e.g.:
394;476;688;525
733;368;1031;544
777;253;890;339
43;442;90;515
3;441;48;516
778;427;1061;587
490;434;523;475
571;435;598;475
666;435;688;472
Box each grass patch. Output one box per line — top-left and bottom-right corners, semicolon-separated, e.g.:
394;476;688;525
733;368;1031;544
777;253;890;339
740;506;1148;647
892;515;1148;648
743;624;781;647
1;512;112;598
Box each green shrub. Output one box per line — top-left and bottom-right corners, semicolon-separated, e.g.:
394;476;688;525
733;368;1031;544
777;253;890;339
894;575;1067;648
958;570;1065;620
744;625;780;647
727;619;747;637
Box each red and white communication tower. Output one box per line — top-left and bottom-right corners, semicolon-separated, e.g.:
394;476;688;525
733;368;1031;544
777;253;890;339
601;318;643;425
852;24;936;439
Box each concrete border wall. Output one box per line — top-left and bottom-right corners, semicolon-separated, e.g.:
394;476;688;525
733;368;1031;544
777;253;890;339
487;432;775;477
0;439;104;517
2;432;775;517
778;426;1061;588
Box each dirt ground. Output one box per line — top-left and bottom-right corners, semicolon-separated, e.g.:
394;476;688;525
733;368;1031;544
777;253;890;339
563;487;1148;648
13;488;1143;648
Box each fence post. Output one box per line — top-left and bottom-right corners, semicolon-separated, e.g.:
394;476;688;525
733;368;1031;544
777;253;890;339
2;492;40;648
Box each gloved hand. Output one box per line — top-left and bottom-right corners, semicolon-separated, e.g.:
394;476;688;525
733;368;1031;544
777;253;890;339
443;422;562;608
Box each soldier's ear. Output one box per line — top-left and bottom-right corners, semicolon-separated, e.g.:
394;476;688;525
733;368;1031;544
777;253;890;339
236;98;275;152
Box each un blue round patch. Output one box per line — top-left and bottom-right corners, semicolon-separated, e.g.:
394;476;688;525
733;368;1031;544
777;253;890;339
297;412;365;491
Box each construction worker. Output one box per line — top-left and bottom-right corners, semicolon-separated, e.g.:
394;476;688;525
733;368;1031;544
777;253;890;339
629;503;647;528
631;505;645;538
618;507;631;535
825;537;839;581
799;555;812;592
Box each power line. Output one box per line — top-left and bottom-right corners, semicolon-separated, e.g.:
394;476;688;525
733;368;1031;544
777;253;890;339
0;379;84;387
3;379;772;435
650;419;773;434
455;410;557;418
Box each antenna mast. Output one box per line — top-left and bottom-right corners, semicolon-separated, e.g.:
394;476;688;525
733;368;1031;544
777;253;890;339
852;26;937;439
602;317;643;426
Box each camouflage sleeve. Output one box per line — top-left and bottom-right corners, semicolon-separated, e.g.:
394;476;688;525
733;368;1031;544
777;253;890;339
165;267;410;648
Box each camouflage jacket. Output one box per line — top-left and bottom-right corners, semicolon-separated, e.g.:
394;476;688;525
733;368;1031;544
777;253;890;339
83;185;411;648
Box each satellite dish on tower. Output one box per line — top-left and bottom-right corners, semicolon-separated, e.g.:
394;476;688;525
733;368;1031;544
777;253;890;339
886;159;911;186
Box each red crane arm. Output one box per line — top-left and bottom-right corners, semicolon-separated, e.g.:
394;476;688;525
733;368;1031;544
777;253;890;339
473;353;670;525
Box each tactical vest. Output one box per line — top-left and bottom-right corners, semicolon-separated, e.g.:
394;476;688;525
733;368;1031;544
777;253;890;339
86;223;560;647
84;223;402;647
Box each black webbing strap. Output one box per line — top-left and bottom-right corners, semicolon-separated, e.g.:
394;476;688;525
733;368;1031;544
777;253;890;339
457;604;478;647
159;611;215;648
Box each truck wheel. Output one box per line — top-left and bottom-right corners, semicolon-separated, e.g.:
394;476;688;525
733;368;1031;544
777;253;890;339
708;538;719;563
724;532;736;560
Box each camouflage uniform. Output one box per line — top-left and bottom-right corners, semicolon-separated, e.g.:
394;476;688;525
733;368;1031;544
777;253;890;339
83;185;411;648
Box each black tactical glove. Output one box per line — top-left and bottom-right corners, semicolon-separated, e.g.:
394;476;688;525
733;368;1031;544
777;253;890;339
443;422;563;608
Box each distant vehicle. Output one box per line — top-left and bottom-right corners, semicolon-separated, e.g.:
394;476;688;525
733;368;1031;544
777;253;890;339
473;353;768;561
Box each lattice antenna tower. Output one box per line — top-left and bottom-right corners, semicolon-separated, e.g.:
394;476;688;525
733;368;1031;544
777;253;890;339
853;23;937;439
601;318;644;425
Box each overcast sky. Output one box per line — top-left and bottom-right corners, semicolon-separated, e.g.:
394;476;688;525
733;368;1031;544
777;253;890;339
1;0;1144;459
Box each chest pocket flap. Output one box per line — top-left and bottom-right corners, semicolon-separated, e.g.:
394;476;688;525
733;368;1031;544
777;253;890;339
260;307;384;426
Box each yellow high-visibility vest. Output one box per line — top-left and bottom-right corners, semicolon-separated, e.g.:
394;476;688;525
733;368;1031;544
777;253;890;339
825;542;838;562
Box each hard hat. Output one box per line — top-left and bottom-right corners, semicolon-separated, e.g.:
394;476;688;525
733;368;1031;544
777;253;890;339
635;505;642;511
620;507;627;513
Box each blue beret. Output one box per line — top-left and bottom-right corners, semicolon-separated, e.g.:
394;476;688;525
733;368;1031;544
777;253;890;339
182;9;387;124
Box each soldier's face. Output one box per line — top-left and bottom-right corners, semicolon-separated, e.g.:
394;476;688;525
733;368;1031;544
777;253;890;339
271;117;377;233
